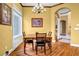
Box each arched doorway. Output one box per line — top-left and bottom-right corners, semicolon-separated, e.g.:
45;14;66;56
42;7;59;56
55;7;71;43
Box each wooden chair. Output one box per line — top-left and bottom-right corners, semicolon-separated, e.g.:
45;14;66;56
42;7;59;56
48;31;52;36
35;32;47;55
23;32;34;53
46;32;52;52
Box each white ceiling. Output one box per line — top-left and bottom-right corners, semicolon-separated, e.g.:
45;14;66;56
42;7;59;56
22;3;60;7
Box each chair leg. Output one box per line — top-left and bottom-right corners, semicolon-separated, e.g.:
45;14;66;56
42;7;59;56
32;42;34;50
41;46;42;50
50;44;52;52
49;43;52;53
36;45;38;55
44;45;46;55
24;42;26;54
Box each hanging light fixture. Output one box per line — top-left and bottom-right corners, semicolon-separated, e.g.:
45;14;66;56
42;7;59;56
32;3;46;14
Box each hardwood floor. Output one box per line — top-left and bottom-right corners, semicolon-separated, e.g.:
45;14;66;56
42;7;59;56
10;42;79;56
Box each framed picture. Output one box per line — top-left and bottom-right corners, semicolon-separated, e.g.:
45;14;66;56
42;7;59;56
1;4;11;25
32;18;43;27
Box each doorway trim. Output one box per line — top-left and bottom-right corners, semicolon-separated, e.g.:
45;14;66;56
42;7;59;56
55;7;71;43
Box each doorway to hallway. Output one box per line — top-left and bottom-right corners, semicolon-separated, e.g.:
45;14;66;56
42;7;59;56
55;8;71;43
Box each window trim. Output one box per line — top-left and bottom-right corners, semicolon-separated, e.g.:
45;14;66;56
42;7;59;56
12;9;22;39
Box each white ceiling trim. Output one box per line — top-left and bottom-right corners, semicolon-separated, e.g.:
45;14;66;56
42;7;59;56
21;3;60;7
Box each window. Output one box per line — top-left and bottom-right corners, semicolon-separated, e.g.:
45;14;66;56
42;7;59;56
12;9;22;38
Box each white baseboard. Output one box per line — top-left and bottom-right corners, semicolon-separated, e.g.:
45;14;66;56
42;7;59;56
70;44;79;47
3;40;23;56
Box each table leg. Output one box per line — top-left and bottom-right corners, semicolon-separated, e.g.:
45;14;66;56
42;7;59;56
24;41;26;54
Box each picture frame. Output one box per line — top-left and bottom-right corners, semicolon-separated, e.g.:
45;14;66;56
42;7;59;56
0;4;11;25
32;18;43;27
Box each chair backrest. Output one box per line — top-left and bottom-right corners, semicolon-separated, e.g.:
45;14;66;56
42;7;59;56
36;32;47;41
48;32;52;36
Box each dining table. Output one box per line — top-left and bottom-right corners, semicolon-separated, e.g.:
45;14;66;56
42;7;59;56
23;34;52;53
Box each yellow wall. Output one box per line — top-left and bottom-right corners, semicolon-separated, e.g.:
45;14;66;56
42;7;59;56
23;7;51;34
50;3;79;44
0;25;12;55
0;3;22;55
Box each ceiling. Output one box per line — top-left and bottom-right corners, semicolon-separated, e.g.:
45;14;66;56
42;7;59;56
21;3;61;7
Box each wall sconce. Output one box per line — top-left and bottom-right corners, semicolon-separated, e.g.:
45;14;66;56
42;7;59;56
74;24;79;31
74;28;79;30
76;24;79;26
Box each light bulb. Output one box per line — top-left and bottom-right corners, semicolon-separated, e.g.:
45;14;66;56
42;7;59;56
32;3;46;14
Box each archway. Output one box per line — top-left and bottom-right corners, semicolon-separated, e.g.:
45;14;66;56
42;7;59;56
55;7;71;43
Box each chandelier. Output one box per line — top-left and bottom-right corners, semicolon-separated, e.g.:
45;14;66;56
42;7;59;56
32;3;46;14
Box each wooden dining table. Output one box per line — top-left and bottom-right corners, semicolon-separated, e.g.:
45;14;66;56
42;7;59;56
23;34;52;53
25;34;52;39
